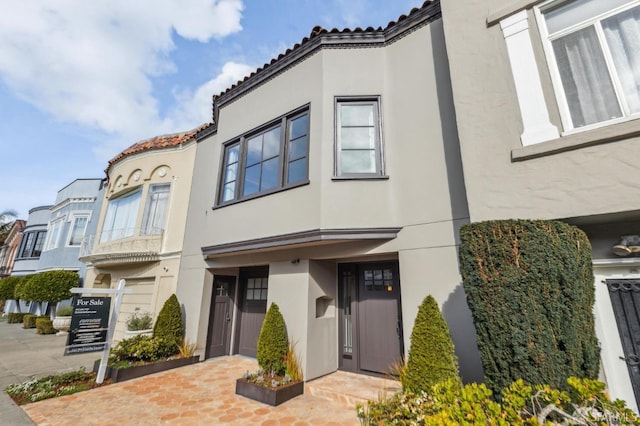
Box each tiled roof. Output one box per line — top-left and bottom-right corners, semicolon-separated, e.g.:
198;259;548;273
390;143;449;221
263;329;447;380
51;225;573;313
212;0;439;103
106;123;213;173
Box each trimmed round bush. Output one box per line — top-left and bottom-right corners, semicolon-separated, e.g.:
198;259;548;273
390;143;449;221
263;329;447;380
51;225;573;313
36;318;56;335
19;271;78;304
257;303;288;376
404;295;460;393
153;294;184;346
0;276;23;301
459;220;600;394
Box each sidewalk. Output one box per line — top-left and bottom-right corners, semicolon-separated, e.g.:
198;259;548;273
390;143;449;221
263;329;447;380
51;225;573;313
0;318;97;426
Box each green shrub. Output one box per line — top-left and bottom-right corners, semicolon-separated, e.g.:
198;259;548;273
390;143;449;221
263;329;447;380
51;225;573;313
7;312;26;324
404;295;460;393
56;305;73;316
153;294;183;346
36;318;56;335
4;368;106;405
459;220;600;394
357;377;638;425
257;303;288;376
126;311;153;331
110;335;177;363
23;314;37;328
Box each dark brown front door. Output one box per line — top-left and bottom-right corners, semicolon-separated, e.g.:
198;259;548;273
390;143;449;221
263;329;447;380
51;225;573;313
235;267;269;358
206;275;235;358
607;279;640;406
339;262;403;375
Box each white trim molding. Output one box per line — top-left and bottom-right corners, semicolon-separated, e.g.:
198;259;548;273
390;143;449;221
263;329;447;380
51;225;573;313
500;10;559;146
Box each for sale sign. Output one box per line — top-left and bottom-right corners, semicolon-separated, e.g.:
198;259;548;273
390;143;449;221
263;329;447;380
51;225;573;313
64;296;111;355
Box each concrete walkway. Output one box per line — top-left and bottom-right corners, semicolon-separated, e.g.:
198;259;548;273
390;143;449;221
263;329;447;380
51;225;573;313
0;318;97;426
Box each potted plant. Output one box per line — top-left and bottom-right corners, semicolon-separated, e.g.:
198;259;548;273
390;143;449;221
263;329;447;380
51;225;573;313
235;303;304;406
52;305;73;334
124;311;153;338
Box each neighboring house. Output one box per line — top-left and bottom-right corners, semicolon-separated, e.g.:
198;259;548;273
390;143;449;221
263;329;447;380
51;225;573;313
0;219;26;278
12;206;51;277
441;0;640;411
11;206;51;314
177;0;484;383
38;178;104;285
81;127;206;341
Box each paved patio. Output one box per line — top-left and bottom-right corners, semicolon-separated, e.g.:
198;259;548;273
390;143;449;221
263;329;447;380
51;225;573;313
23;356;401;425
0;318;401;425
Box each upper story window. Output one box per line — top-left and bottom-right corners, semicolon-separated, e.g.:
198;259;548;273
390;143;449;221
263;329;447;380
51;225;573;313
335;97;385;178
45;217;64;251
141;183;170;235
17;231;46;258
100;188;141;242
217;107;309;205
67;214;89;246
540;0;640;130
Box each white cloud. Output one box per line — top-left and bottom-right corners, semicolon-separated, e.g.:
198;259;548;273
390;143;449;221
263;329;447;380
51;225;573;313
169;61;254;129
0;0;245;147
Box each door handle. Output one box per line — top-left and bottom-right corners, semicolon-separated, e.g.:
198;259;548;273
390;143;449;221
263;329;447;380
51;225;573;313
620;355;640;366
225;312;231;322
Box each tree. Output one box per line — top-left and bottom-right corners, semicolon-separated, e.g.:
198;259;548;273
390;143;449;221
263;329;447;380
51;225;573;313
0;275;24;313
17;271;78;317
257;303;288;376
459;220;600;394
153;294;184;346
0;209;17;244
404;295;461;393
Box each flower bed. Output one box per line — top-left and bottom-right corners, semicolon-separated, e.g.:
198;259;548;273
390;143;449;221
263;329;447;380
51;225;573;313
5;369;109;405
93;355;199;383
235;373;304;406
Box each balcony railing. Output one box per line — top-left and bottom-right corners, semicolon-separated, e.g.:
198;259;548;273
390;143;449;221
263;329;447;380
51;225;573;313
79;228;164;266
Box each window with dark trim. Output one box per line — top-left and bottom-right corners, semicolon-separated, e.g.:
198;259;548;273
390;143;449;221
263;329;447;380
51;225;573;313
217;107;309;205
17;231;46;258
335;97;384;177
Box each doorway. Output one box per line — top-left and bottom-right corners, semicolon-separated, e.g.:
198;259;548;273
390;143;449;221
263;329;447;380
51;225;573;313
234;266;269;357
339;261;403;375
205;275;235;358
607;279;640;406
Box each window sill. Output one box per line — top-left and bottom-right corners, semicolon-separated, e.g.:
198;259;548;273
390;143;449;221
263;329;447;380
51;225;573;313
511;118;640;162
213;180;310;210
331;175;389;181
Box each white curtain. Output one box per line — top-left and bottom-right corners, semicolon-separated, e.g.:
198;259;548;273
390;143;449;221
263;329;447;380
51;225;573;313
603;5;640;114
100;190;141;242
553;26;621;127
552;5;640;128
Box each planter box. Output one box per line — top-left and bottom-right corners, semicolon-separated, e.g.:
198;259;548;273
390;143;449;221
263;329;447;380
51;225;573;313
235;378;304;406
93;356;199;383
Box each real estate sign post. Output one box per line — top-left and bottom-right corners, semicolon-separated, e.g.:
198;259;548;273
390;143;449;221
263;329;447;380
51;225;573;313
66;279;130;383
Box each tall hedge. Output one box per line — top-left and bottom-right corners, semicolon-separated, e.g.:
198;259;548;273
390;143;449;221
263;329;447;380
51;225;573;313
153;294;184;346
257;303;288;376
404;295;460;393
459;220;600;394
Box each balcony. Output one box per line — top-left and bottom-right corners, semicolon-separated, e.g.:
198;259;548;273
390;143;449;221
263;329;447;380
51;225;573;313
79;228;164;267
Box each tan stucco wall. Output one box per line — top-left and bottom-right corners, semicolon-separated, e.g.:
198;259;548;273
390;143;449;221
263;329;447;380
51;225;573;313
83;141;197;341
441;0;640;223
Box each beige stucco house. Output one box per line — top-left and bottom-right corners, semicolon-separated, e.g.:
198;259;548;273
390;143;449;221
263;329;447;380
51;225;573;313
81;126;207;341
177;0;484;383
441;0;640;411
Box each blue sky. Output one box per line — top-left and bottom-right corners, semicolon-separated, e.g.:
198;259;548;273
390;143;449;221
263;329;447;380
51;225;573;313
1;0;423;219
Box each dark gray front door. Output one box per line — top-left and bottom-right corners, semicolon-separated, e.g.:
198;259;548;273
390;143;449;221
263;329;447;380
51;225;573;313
235;267;269;358
339;262;403;375
206;276;235;358
607;279;640;406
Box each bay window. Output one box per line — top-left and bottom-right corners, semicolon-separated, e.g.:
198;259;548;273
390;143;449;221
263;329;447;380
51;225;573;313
141;183;170;235
100;189;141;242
217;107;309;205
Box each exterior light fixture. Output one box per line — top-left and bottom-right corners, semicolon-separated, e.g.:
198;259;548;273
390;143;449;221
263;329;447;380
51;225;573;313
612;235;640;257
